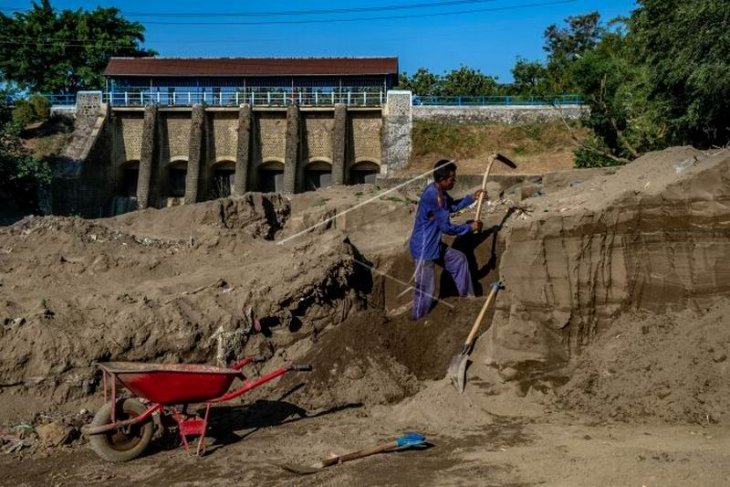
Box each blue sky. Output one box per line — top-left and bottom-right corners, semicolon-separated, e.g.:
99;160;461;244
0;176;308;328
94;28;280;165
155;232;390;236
1;0;637;82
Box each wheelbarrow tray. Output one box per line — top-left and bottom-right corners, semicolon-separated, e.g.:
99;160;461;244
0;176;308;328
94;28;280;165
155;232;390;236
99;362;242;405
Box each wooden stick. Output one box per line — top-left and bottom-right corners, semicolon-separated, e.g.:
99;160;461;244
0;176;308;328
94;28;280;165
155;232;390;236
474;153;496;227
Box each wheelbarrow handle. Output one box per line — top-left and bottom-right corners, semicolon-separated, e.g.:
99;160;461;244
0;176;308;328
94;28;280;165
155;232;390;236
230;355;267;370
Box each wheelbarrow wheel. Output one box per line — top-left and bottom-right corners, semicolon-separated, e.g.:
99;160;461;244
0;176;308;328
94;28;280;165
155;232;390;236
89;398;154;463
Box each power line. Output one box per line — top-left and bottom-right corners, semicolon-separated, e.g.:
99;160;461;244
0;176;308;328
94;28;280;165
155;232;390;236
138;0;579;25
0;0;577;30
3;0;501;18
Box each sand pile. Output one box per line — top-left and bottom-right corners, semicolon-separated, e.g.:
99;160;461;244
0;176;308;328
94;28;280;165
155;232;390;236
2;146;729;431
273;298;488;409
483;147;730;371
555;300;730;424
0;194;368;414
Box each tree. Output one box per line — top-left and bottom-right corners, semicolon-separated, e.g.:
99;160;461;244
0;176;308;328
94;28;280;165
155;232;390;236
398;68;441;96
0;0;155;93
441;66;499;96
511;58;548;95
0;88;51;212
543;12;603;92
629;0;730;147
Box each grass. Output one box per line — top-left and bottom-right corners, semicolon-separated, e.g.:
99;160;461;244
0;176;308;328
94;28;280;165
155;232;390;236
411;120;587;160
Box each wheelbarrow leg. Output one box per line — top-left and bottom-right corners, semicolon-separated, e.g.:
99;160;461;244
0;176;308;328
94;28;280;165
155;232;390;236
172;404;211;456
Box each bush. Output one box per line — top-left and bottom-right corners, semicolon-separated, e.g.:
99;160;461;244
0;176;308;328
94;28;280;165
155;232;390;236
11;101;35;129
11;95;51;129
29;94;51;120
574;148;620;168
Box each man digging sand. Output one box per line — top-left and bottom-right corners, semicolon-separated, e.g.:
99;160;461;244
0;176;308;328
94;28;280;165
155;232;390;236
409;160;483;320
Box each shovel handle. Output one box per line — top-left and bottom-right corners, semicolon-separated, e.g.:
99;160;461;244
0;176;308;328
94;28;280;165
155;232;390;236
321;440;396;467
462;281;503;349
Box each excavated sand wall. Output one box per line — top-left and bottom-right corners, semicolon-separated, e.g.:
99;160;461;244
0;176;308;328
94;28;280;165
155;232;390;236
484;148;730;368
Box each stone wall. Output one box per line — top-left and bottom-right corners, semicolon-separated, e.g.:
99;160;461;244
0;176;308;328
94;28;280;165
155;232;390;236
302;112;334;163
255;111;287;164
114;113;144;163
159;112;191;163
381;91;412;175
208;110;238;161
65;104;385;214
348;110;383;169
413;104;586;124
51;92;592;216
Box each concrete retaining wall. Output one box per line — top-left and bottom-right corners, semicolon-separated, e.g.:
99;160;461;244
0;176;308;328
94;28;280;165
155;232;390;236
413;104;587;124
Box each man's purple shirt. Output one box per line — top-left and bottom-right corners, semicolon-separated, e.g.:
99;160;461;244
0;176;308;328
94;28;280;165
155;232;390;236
409;183;475;261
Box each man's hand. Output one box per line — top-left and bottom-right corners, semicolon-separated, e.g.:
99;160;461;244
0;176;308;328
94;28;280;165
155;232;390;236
470;220;483;233
474;189;486;200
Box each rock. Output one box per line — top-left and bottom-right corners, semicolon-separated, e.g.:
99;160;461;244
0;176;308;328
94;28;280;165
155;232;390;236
3;317;25;329
344;364;365;380
712;351;727;363
498;367;519;382
655;386;672;399
485;181;503;200
35;422;72;447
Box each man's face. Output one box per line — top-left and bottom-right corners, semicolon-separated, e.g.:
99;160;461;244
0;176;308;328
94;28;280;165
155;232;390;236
438;171;456;191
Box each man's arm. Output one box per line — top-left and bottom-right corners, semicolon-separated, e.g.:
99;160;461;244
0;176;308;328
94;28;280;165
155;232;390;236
448;193;475;212
434;206;472;236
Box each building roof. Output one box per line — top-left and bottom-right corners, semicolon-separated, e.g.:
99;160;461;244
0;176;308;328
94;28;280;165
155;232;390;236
104;57;399;77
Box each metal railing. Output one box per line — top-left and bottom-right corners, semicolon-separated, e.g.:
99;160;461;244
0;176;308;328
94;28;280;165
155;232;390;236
43;93;77;105
104;90;385;107
37;92;584;108
412;94;584;106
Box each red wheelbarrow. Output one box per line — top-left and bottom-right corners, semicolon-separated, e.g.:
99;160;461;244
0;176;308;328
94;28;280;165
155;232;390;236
81;356;311;462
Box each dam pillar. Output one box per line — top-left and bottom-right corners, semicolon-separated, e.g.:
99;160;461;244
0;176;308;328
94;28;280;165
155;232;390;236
136;105;158;209
332;103;347;185
283;104;300;194
184;104;205;204
382;90;412;176
233;104;252;196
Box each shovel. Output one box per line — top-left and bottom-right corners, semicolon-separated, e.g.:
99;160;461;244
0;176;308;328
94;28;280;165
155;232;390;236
448;281;504;392
278;432;427;475
473;153;517;231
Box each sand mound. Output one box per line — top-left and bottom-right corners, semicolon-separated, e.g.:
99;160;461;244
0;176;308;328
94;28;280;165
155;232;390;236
555;301;730;424
275;299;488;409
0;195;368;413
485;147;730;370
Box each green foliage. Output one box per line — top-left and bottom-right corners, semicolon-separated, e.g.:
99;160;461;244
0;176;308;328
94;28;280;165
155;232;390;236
29;94;51;120
10;94;51;129
398;68;441;96
511;58;548;95
0;88;52;211
0;0;155;93
629;0;730;147
440;66;499;96
543;12;604;93
398;66;500;96
11;101;36;129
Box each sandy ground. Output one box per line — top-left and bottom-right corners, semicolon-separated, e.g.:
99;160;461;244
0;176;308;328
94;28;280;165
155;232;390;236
1;381;728;486
1;147;729;486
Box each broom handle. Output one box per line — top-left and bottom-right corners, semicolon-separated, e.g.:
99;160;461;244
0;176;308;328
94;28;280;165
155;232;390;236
473;154;496;228
462;283;500;351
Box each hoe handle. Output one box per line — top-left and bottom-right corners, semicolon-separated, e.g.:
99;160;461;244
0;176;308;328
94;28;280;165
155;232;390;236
462;281;503;352
473;154;496;229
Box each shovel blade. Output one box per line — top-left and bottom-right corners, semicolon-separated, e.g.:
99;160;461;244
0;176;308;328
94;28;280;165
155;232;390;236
448;353;469;393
